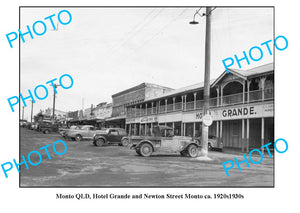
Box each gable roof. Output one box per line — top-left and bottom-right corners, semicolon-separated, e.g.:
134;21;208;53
127;63;274;106
211;62;274;87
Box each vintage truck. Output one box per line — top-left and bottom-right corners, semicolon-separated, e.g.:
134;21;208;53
129;125;199;157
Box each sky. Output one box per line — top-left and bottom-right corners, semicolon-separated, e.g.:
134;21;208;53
20;7;273;120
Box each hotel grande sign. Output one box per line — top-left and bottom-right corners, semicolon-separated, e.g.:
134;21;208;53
126;102;274;124
184;102;274;122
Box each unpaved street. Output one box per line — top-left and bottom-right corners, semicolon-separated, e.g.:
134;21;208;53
20;128;274;187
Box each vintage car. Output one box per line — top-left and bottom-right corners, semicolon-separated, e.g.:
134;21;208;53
31;123;39;130
38;121;59;134
66;125;103;141
92;128;129;146
59;125;82;138
129;125;199;157
25;122;33;129
194;135;223;151
20;121;27;127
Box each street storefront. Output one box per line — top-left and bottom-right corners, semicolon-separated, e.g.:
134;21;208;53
108;83;173;129
125;63;274;152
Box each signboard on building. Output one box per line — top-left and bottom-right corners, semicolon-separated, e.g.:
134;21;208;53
140;116;158;123
183;102;274;123
214;103;273;120
126;102;273;124
126;116;158;124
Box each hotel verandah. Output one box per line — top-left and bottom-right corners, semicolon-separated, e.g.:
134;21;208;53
125;63;274;153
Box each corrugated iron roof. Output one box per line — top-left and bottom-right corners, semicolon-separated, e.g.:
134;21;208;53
229;62;274;77
143;79;216;102
211;62;274;87
130;63;274;104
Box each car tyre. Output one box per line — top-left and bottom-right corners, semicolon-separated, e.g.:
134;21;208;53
121;138;129;147
180;150;188;157
95;138;104;147
208;143;213;151
139;143;153;157
75;134;82;141
187;144;198;158
136;149;142;156
43;129;49;134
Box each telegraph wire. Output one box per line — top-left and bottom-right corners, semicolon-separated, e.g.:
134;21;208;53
107;9;164;57
111;9;188;68
106;9;156;55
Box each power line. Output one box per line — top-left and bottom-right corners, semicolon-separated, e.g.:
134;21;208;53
209;7;217;15
138;9;188;48
107;9;164;58
106;9;156;55
111;9;188;68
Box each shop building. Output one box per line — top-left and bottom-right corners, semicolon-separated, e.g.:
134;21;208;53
106;83;174;128
67;102;112;128
125;63;274;152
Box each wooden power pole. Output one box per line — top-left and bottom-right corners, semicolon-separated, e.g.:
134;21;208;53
201;7;212;157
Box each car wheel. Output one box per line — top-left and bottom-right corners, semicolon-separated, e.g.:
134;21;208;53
136;149;142;156
180;150;188;157
75;134;82;141
139;143;153;157
121;138;129;147
208;143;213;151
187;144;198;158
44;129;49;134
95;138;104;147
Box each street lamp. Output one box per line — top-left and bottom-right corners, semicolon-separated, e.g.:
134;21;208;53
190;7;213;158
189;20;199;25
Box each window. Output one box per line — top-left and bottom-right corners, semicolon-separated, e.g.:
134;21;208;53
110;130;118;136
119;129;126;135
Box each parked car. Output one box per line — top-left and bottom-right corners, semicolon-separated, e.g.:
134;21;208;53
59;125;82;138
194;135;223;151
129;125;199;157
67;125;103;141
31;123;39;131
20;121;27;127
25;122;33;129
92;128;129;147
38;121;59;134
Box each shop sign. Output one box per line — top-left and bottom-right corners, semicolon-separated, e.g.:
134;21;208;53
183;102;273;122
140;116;158;123
221;106;255;118
125;117;136;124
216;103;273;120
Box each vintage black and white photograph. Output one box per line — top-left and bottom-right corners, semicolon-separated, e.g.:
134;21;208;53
19;7;274;187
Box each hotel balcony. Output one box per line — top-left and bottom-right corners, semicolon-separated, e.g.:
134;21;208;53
126;88;274;118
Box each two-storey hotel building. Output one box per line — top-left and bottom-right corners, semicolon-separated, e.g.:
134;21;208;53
125;63;274;152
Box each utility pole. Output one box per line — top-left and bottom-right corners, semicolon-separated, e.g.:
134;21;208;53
189;7;213;158
201;7;212;157
30;100;33;122
51;84;60;121
22;106;24;121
